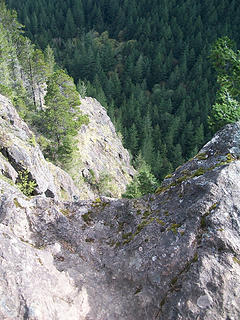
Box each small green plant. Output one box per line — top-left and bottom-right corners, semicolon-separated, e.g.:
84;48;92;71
16;169;37;196
155;218;165;226
29;134;37;147
123;157;158;198
60;208;70;216
0;84;13;99
13;198;24;208
196;153;208;160
167;223;181;235
192;167;207;177
97;172;113;196
233;256;240;265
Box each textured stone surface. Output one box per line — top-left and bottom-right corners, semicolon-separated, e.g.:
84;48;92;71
0;94;134;200
0;94;79;200
0;122;240;319
68;97;135;198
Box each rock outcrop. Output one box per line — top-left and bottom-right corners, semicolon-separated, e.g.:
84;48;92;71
1;119;240;319
67;97;135;199
0;94;80;201
0;94;134;200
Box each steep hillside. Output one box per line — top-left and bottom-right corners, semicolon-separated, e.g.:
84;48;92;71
0;94;79;200
69;96;135;198
0;120;240;319
0;94;134;200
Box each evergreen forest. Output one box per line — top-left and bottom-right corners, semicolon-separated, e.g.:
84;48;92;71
5;0;240;181
0;1;88;168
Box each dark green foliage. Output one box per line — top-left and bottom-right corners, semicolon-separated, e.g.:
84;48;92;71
209;37;240;132
16;169;37;196
0;3;88;167
42;69;89;163
5;0;240;181
123;154;158;198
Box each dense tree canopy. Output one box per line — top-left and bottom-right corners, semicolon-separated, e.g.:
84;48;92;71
5;0;240;181
0;2;88;167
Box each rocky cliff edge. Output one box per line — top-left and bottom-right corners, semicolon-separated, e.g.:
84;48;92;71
0;94;134;200
0;94;240;319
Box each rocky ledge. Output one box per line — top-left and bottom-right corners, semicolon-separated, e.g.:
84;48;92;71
1;113;240;319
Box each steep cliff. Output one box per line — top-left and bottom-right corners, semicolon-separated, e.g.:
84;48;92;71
0;94;80;201
66;96;135;199
0;94;134;200
0;99;240;319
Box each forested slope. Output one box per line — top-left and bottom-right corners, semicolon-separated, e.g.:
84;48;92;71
6;0;240;180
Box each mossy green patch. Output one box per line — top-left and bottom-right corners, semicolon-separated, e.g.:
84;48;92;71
13;198;24;209
200;202;218;229
122;232;133;240
156;153;238;196
155;185;169;194
122;238;132;245
0;173;14;186
142;210;151;219
136;209;142;215
196;153;208;160
200;216;206;228
233;256;240;265
28;134;37;147
226;153;235;162
82;211;93;224
192;253;198;262
167;223;181;234
170;276;178;286
209;203;217;211
60;208;70;216
92;197;109;208
176;175;189;184
155;218;165;226
192;167;207;177
108;240;116;247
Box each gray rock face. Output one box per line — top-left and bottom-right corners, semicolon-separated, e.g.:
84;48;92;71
0;94;80;200
0;94;135;201
1;122;240;319
68;97;135;199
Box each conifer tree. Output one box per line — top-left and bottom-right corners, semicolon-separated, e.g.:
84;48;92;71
43;69;88;162
122;153;158;198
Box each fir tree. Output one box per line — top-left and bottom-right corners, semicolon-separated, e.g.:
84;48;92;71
42;69;88;162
